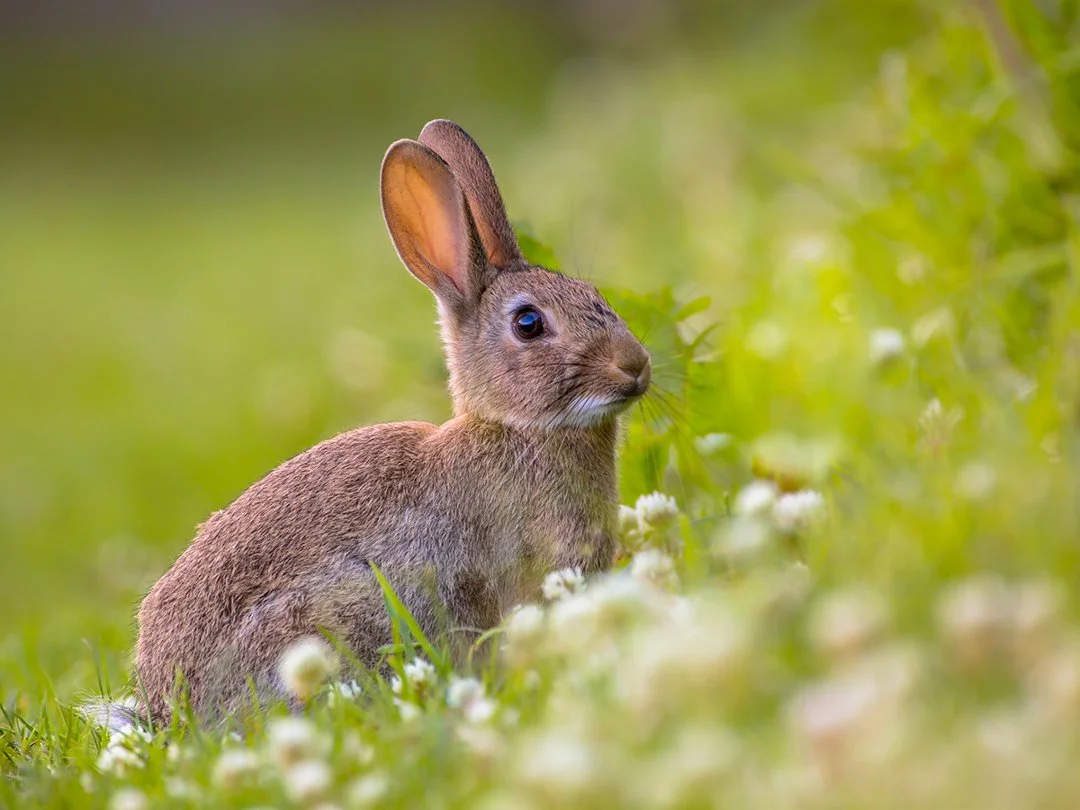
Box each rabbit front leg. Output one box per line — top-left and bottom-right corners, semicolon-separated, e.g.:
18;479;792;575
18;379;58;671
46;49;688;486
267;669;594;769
550;509;618;576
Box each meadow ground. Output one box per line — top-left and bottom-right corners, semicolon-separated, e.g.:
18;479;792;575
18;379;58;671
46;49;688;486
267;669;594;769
4;2;1080;807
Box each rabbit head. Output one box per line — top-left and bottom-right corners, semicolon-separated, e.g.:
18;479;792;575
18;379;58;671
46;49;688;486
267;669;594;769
381;119;650;429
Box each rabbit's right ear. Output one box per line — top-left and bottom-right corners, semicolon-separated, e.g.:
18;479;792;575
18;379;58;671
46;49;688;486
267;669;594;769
418;120;524;269
381;139;489;310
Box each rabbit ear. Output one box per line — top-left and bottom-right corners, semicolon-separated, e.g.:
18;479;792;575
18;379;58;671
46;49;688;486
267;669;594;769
381;139;489;308
418;119;524;269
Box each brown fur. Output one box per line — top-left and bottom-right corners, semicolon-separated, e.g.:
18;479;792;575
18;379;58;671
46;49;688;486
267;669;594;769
133;120;650;724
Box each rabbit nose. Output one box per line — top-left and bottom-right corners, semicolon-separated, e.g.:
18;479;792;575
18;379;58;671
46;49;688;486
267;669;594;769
613;350;651;394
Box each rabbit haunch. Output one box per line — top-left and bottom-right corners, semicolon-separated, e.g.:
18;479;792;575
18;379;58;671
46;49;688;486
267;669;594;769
125;119;650;725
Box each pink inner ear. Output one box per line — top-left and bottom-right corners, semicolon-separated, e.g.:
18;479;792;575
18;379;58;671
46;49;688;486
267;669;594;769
391;156;470;295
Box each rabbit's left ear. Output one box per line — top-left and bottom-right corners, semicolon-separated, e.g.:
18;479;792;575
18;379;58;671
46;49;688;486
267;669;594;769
381;139;492;310
419;119;524;270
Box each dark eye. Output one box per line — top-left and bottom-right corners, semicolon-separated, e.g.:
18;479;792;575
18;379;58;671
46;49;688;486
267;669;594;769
512;307;545;341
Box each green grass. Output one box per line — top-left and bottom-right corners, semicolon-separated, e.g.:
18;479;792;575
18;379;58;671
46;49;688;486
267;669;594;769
6;1;1080;807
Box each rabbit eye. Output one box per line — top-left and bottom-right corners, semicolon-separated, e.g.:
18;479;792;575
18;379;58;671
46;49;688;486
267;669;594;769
512;307;545;341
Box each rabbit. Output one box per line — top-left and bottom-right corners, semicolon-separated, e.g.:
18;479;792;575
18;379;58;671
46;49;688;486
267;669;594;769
97;119;651;728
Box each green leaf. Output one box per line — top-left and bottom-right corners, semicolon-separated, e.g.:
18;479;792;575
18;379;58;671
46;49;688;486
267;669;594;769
513;221;561;269
370;564;447;670
675;295;712;321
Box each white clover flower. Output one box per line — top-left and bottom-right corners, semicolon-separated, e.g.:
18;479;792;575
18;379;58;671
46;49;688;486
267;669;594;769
325;679;362;707
548;592;600;638
456;724;501;759
587;573;656;613
165;744;195;766
789;644;916;778
936;575;1012;668
869;327;905;366
668;596;696;624
617;505;642;537
446;677;485;709
394;698;422;722
515;729;598;799
785;232;834;265
1011;578;1066;650
897;253;927;284
347;771;390;807
79;771;95;793
403;657;436;686
919;397;943;427
279;637;338;702
163;777;197;800
391;657;436;696
282;759;332;804
542;568;586;602
630;549;678;591
746;320;789;359
542;590;620;664
266;716;328;769
849;643;922;704
561;573;666;646
974;708;1040;764
96;743;144;777
955;461;997;501
109;788;147;810
716;516;773;561
635;491;679;528
619;606;748;715
789;673;882;753
504;604;546;646
807;589;889;660
733;480;778;516
342;731;375;767
108;723;152;748
919;398;963;447
694;432;731;455
773;490;825;533
463;697;498;725
212;748;260;790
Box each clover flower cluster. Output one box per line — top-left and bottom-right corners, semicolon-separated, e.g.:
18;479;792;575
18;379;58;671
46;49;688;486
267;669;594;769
617;491;680;551
486;560;1080;809
84;472;1080;810
714;479;826;562
279;636;339;703
210;706;386;808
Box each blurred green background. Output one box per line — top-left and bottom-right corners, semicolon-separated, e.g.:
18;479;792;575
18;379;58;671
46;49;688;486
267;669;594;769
0;0;927;697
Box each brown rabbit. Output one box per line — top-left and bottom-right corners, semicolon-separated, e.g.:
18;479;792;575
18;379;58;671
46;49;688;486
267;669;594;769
97;120;650;727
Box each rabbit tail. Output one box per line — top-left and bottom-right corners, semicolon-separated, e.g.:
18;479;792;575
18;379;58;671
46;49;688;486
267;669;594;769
78;695;146;734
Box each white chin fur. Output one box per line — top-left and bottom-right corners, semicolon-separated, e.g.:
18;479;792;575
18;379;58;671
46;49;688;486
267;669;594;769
548;395;626;429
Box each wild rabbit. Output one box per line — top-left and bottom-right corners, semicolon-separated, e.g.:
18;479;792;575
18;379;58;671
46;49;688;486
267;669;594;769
99;120;650;727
